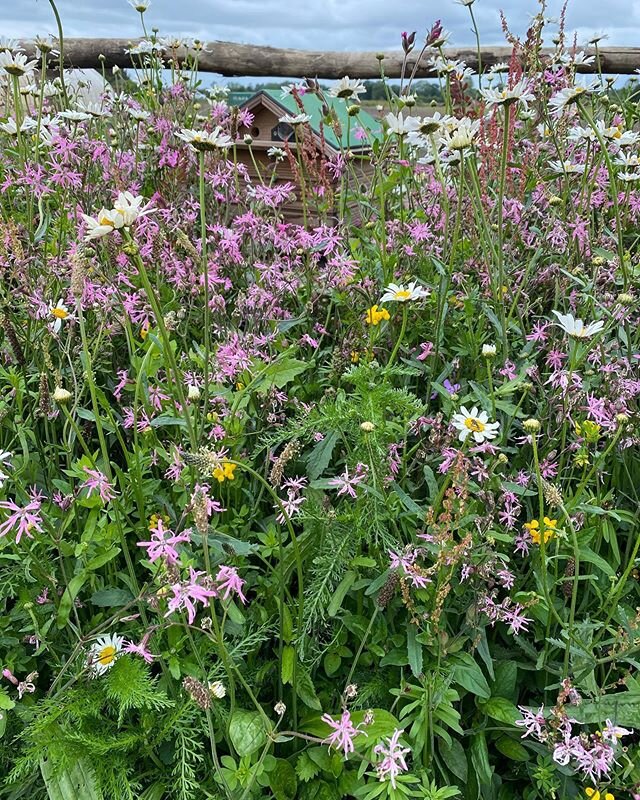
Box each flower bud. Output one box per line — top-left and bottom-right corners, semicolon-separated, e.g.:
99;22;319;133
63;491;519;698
482;343;497;358
523;418;541;433
53;386;72;403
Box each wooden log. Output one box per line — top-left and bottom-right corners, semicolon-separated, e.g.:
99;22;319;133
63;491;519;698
17;39;640;77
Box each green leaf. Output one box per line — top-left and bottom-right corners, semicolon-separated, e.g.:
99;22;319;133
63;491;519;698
229;709;267;757
269;758;297;800
306;431;338;480
327;571;356;617
40;758;103;800
57;572;88;628
492;661;518;701
295;752;320;783
295;666;322;711
85;547;121;571
578;547;615;577
255;358;311;391
90;588;133;607
571;692;640;729
480;696;521;726
495;735;530;761
439;738;468;783
324;652;341;677
470;732;492;786
281;645;295;686
407;623;423;678
451;653;491;700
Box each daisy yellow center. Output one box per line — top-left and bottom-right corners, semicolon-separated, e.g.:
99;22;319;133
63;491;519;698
395;290;411;299
464;418;485;433
97;645;117;666
52;307;68;319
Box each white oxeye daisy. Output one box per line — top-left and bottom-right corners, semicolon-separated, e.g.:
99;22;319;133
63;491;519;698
329;76;366;100
552;310;604;338
176;127;233;151
0;50;38;77
452;406;500;443
87;633;124;676
380;281;430;303
278;113;311;126
384;112;421;137
49;299;74;334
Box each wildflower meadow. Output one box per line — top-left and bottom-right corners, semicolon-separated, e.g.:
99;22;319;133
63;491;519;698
0;2;639;799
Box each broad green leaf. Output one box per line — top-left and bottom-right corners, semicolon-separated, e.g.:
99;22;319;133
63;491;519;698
571;692;640;729
229;709;267;757
306;431;338;480
495;736;529;761
439;738;468;783
452;653;491;700
90;588;133;607
480;696;521;726
255;358;311;391
470;732;492;786
269;758;297;800
40;758;103;800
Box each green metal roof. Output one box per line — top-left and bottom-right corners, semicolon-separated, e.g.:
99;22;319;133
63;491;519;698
257;88;382;150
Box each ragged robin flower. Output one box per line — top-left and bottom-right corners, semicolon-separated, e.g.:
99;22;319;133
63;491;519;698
365;305;390;325
525;517;557;545
213;461;237;483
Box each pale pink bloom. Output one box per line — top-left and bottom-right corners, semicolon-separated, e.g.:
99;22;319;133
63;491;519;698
374;728;411;789
166;567;218;625
124;632;156;663
216;565;247;604
328;463;368;498
601;718;632;743
0;498;43;543
80;467;116;503
137;519;190;564
515;705;546;738
321;710;366;757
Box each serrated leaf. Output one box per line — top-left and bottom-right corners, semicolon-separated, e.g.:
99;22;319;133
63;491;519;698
295;666;322;711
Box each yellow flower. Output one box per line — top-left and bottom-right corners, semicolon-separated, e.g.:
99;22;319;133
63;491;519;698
585;789;615;800
149;513;170;531
525;517;557;545
140;322;149;339
351;351;360;363
365;305;390;325
213;461;237;482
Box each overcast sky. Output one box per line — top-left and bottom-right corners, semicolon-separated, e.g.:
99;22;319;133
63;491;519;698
2;0;637;70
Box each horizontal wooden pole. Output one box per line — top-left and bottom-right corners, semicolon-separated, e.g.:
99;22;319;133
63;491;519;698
18;39;640;77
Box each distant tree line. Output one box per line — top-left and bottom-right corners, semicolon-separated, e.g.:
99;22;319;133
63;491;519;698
226;80;443;103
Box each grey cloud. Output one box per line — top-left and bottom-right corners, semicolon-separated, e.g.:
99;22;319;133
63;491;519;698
3;0;638;58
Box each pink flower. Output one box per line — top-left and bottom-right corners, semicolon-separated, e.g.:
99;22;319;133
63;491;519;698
374;728;411;789
515;705;546;738
137;519;191;564
0;498;44;543
124;632;156;663
216;565;247;604
166;567;218;625
328;463;368;498
80;467;116;503
321;710;366;757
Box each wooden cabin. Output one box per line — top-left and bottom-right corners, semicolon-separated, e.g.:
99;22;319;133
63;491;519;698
235;88;382;224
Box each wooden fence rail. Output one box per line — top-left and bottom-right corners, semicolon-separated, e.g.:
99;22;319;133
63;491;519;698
17;39;640;78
